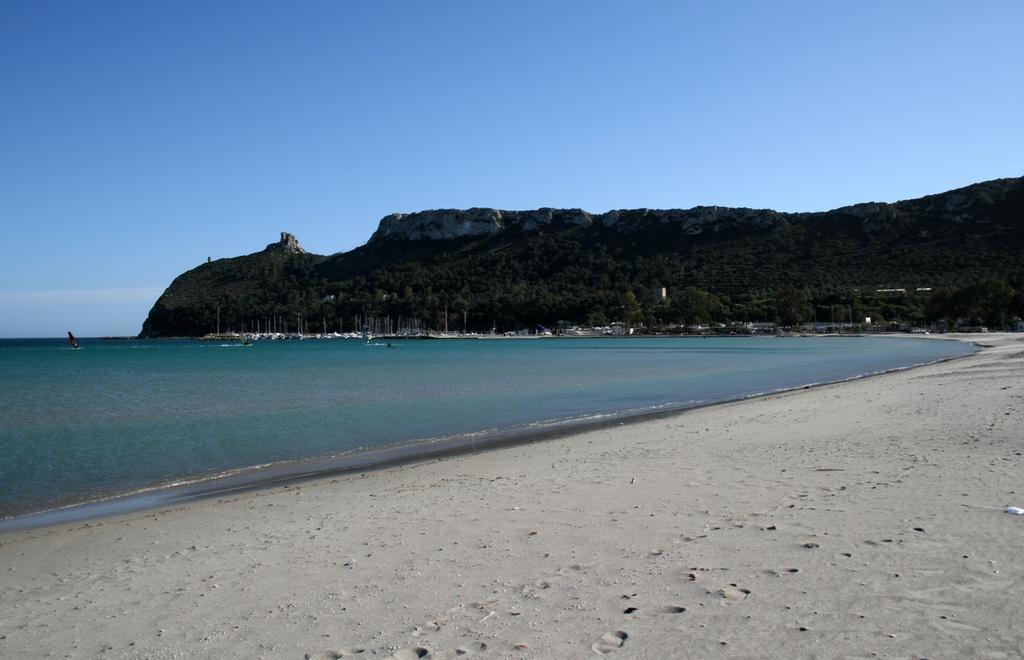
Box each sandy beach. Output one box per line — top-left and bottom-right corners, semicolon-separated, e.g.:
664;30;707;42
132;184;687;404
2;334;1023;659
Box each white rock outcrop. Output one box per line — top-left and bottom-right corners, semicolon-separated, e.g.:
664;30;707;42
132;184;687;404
264;232;306;254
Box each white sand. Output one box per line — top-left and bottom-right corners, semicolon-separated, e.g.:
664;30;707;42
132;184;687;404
3;334;1024;659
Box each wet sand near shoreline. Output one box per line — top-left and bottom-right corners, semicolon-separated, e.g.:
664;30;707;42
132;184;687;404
2;334;1022;658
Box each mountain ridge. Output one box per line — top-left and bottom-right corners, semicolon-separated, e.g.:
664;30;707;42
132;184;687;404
140;176;1024;337
366;176;1022;245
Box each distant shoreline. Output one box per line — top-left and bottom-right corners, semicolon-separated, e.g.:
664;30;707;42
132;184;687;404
156;329;984;340
2;329;992;341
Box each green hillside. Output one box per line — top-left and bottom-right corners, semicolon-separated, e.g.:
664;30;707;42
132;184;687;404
140;176;1024;336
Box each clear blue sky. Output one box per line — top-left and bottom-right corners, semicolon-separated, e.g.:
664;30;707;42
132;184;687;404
1;1;1021;337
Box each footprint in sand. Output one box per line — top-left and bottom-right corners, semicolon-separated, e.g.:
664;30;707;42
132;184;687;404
718;586;751;601
765;568;800;577
930;617;982;634
305;650;365;659
659;605;686;615
389;648;430;660
521;580;550;599
455;641;488;655
592;631;628;654
413;621;441;636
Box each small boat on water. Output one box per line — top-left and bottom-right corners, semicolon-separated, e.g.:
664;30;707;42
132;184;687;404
67;331;79;349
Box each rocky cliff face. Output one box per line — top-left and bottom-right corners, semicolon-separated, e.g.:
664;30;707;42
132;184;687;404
368;206;788;243
370;208;592;242
898;177;1019;222
367;177;1022;244
265;232;306;254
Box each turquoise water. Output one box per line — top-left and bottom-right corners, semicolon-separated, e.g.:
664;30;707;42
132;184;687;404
0;336;973;518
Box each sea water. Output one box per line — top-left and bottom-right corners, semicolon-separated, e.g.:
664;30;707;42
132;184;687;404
0;336;973;519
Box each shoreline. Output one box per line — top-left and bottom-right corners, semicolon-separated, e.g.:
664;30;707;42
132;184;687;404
4;330;978;341
0;336;977;532
2;333;1021;659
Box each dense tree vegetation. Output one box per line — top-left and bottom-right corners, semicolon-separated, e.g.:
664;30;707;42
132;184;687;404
925;280;1020;328
141;177;1024;336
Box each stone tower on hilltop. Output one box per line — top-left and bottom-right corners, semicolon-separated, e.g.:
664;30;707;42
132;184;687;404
265;232;306;254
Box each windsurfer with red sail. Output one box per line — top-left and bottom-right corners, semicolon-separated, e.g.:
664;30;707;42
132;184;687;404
67;331;79;349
